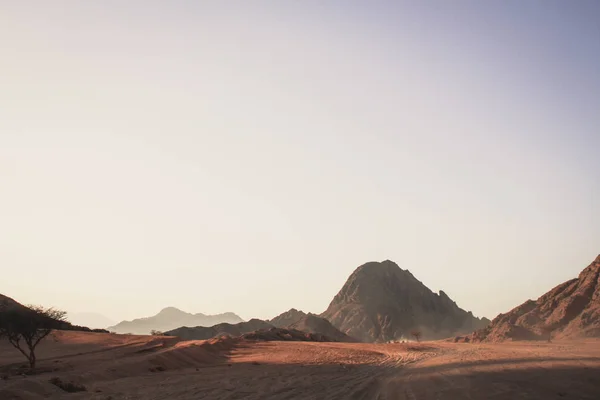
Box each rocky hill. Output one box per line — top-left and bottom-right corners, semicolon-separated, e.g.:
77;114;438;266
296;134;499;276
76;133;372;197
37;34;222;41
321;260;490;342
242;327;342;342
473;254;600;342
164;319;273;340
108;307;243;334
270;309;357;342
269;308;308;328
167;310;357;342
0;294;28;312
0;293;108;333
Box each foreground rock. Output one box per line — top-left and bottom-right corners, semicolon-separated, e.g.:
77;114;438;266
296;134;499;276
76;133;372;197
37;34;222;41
108;307;243;334
321;260;490;342
473;254;600;342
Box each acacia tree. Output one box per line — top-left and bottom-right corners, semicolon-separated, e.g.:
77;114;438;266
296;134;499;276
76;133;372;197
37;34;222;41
541;325;553;343
0;305;67;369
411;330;422;342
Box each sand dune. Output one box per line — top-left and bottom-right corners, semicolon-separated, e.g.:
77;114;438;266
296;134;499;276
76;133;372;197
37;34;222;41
2;331;600;399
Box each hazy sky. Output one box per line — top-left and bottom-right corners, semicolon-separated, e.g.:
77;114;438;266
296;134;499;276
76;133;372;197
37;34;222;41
1;1;599;325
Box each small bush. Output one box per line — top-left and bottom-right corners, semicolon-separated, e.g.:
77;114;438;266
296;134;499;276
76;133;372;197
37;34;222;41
410;330;422;342
49;377;87;393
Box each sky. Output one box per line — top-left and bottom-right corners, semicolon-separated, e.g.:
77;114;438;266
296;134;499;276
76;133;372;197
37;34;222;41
1;1;599;326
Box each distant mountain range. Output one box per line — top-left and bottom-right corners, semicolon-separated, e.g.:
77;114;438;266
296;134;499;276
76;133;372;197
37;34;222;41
107;307;243;334
165;319;273;340
165;309;355;342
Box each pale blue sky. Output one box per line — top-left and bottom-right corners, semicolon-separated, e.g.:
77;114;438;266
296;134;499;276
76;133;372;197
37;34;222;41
1;1;599;324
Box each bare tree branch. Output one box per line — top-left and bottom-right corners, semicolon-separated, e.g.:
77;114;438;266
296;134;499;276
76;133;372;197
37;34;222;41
8;337;30;360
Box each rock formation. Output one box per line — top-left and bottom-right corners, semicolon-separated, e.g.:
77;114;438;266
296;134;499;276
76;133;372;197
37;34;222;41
474;254;600;341
270;309;357;342
321;260;490;342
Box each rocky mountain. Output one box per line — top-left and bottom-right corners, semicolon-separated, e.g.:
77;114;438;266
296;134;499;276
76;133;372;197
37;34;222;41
473;254;600;342
108;307;243;334
321;260;490;342
270;309;357;342
165;319;273;340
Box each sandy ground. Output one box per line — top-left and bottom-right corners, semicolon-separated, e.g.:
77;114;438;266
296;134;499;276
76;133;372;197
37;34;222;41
1;331;599;399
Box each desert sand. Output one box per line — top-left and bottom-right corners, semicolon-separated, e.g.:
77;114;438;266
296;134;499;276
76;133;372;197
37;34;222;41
1;331;599;399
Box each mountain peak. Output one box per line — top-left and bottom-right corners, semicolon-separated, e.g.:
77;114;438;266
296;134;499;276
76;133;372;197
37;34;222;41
270;308;308;327
357;260;401;273
158;307;186;316
354;260;417;281
321;260;489;342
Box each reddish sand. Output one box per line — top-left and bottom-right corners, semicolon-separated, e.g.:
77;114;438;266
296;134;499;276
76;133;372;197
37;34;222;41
1;331;599;399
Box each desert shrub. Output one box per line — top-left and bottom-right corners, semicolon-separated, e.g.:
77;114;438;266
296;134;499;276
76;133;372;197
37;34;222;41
60;324;109;334
49;377;87;393
541;325;553;342
150;330;164;336
410;330;422;342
